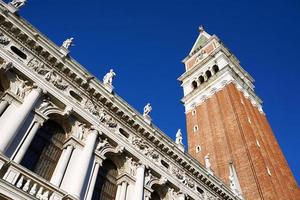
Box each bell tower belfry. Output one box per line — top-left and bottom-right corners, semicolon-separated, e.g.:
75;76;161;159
179;26;299;200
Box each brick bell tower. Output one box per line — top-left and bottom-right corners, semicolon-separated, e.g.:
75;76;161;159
179;26;299;200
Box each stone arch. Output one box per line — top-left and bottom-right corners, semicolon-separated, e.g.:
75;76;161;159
92;158;119;200
20;119;67;181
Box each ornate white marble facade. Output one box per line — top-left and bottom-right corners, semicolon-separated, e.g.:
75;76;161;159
0;1;240;200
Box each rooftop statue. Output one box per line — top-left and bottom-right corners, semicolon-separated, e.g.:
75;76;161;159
62;37;74;49
10;0;26;9
103;69;116;86
143;103;152;117
175;129;183;145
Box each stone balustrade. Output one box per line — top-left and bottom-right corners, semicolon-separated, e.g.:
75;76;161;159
0;154;74;200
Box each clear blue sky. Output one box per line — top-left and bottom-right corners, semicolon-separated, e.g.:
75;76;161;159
16;0;299;185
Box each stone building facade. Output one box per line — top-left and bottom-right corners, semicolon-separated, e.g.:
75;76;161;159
0;1;241;200
179;27;299;199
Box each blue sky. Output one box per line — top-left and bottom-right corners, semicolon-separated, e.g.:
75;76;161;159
16;0;299;184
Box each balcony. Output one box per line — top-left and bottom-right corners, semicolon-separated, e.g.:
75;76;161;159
0;154;75;200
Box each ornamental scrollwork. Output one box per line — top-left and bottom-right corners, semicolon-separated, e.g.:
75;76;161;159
130;136;161;164
0;32;11;46
27;58;68;91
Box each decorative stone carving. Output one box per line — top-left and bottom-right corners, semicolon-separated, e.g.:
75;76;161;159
96;138;108;151
103;69;116;86
82;99;98;116
170;165;184;181
15;77;32;99
74;122;86;140
9;0;26;9
27;58;68;91
144;170;155;187
205;154;213;175
62;38;74;49
38;98;52;111
175;129;184;152
131;136;160;163
143;103;152;117
1;61;13;71
0;32;11;46
167;188;178;200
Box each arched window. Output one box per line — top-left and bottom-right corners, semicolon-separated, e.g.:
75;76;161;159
192;81;197;89
205;70;212;79
212;65;219;73
199;75;205;84
196;145;201;153
92;159;118;200
20;120;66;181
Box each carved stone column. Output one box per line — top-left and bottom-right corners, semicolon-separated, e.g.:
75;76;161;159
63;127;98;199
115;184;122;200
0;99;9;116
133;164;145;200
85;159;102;200
13;118;44;163
119;181;128;200
0;87;42;152
50;144;75;186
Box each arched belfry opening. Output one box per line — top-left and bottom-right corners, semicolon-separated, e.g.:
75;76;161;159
92;159;118;200
20;119;66;181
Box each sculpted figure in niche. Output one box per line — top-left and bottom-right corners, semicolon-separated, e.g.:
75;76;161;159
76;123;85;140
0;33;11;46
62;37;74;49
103;69;116;86
143;103;152;117
39;98;51;111
10;0;26;8
96;138;108;151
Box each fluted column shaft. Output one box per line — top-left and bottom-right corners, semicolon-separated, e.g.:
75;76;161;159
85;161;101;200
50;144;74;186
133;164;145;200
115;184;122;200
64;128;98;199
119;181;128;200
0;88;42;152
13;120;42;163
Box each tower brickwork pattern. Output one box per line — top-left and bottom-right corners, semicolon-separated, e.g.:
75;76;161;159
180;27;299;200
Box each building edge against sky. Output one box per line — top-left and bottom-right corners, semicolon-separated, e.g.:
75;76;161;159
0;1;248;200
179;26;299;199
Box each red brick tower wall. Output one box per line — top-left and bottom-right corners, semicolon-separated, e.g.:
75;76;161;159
186;83;299;200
